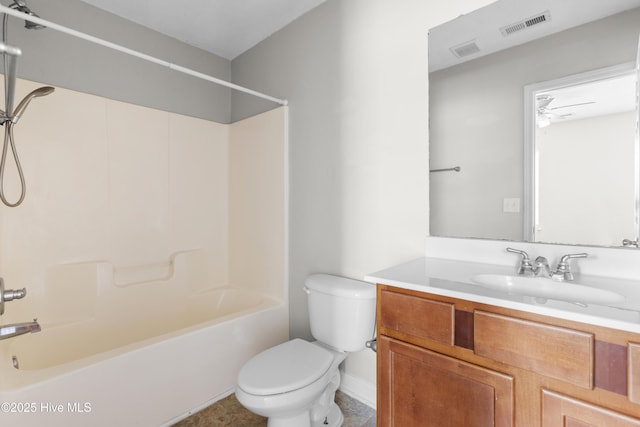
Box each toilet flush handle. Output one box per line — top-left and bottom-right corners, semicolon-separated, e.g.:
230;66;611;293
365;338;377;352
303;286;311;295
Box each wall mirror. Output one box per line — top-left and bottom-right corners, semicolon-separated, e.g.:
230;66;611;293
429;0;640;248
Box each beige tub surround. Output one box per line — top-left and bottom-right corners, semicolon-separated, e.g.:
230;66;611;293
0;78;288;427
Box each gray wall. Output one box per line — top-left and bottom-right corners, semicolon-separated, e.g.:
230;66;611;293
232;0;351;341
8;0;231;123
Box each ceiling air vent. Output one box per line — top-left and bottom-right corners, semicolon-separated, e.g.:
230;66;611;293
500;10;551;36
450;40;481;58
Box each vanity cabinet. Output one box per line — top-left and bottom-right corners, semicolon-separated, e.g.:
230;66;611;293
377;285;640;426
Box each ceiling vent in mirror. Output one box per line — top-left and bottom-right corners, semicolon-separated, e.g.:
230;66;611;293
500;10;551;36
450;40;481;58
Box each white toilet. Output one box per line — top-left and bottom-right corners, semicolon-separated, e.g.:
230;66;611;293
235;274;376;427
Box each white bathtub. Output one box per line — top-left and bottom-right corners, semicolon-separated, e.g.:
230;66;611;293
0;283;288;426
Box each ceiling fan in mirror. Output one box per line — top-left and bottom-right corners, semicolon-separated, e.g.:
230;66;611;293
535;94;594;128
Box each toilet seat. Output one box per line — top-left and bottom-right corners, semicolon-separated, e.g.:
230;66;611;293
237;339;334;396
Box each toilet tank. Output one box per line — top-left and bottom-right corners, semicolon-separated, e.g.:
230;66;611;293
304;274;376;352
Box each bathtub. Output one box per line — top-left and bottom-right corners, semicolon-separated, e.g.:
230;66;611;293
0;254;289;427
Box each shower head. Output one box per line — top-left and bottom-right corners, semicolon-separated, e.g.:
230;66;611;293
11;86;54;123
9;0;45;30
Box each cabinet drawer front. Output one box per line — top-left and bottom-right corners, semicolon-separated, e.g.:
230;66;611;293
542;389;640;426
475;311;593;388
379;289;454;345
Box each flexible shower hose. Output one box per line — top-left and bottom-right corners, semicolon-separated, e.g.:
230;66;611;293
0;122;26;206
0;10;24;207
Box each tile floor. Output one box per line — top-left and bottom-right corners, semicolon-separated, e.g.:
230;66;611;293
172;390;376;427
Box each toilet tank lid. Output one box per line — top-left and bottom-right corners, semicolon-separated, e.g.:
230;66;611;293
304;274;376;299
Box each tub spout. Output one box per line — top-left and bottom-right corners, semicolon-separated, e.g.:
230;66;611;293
0;319;40;340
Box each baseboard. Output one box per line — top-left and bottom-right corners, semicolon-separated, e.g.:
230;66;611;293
160;388;235;426
339;372;376;410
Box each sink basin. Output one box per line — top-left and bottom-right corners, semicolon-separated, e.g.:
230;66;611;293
471;274;626;305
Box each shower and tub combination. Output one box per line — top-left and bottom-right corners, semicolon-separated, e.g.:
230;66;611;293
0;252;289;427
0;2;289;426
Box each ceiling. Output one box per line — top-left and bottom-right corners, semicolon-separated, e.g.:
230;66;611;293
429;0;640;72
78;0;327;60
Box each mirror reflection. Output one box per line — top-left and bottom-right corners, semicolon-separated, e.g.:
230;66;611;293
429;0;640;247
525;64;637;247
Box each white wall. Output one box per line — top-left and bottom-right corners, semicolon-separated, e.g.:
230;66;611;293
231;0;495;398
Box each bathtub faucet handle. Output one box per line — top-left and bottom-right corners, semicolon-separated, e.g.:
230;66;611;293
3;287;26;301
0;277;27;315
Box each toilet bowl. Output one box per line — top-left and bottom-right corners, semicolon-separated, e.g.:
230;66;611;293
236;339;346;427
235;274;376;427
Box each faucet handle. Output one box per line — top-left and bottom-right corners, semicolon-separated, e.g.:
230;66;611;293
3;288;26;301
507;248;534;275
554;253;588;281
558;252;588;262
0;278;27;316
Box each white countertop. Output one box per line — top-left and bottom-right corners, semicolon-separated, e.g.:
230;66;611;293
365;257;640;334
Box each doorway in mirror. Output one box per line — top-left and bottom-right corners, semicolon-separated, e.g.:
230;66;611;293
523;63;638;247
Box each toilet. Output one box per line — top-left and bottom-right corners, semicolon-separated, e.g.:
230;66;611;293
235;274;376;427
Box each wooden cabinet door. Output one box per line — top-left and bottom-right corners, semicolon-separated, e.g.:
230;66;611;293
542;389;640;426
378;335;513;427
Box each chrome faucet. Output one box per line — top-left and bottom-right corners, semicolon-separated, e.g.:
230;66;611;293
507;248;588;281
0;319;40;340
533;256;551;278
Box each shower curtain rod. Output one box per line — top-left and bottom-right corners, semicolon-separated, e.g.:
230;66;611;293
0;4;288;106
